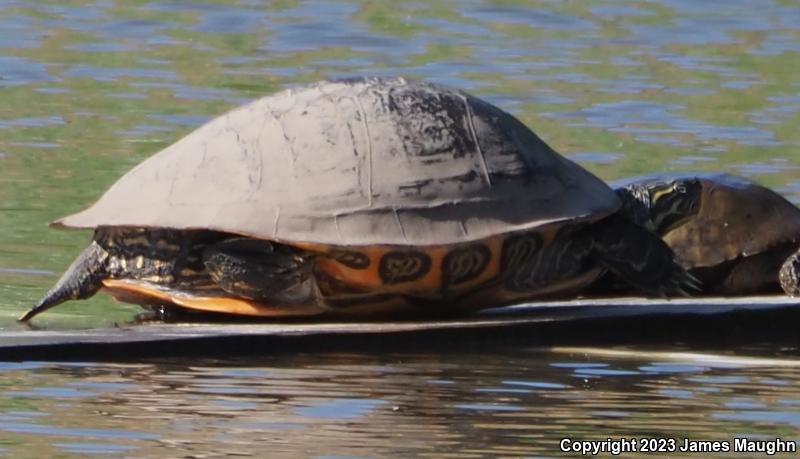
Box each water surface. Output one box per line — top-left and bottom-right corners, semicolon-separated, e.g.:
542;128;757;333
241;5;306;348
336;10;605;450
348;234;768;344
2;346;800;457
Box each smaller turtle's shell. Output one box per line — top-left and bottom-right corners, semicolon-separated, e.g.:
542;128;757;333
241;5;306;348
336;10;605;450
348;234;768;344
615;173;800;268
55;77;618;247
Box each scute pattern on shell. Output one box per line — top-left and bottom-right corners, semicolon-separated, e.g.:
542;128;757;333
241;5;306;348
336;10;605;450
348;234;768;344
56;77;618;246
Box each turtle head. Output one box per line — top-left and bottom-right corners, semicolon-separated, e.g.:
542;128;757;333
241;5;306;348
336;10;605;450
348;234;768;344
616;178;702;234
644;178;703;234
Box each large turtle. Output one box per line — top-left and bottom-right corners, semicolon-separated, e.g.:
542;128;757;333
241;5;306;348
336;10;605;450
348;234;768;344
19;77;694;322
614;172;800;295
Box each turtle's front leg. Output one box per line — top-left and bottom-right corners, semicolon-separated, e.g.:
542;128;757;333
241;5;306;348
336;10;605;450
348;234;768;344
202;238;319;304
589;214;700;296
779;250;800;296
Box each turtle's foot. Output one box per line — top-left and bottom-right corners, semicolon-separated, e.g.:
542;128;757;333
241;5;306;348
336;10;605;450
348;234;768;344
592;214;701;297
779;252;800;296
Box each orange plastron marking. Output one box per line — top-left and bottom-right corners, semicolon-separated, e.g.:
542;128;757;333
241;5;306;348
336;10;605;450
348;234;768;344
102;279;324;317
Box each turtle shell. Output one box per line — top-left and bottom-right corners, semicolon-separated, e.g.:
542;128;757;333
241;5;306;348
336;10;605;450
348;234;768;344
56;77;618;246
613;172;800;268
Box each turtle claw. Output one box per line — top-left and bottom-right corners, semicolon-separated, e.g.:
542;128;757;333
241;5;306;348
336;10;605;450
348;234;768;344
665;267;701;297
681;271;703;293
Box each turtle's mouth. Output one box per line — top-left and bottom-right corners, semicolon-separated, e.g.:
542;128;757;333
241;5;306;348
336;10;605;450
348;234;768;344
101;279;325;317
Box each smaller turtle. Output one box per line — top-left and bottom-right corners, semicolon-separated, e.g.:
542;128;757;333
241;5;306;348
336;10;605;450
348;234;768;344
613;172;800;296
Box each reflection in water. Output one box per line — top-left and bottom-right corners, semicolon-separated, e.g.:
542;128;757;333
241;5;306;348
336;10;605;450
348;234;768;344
0;348;799;457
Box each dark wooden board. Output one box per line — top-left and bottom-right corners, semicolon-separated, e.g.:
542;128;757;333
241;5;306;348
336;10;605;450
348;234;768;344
3;296;799;360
